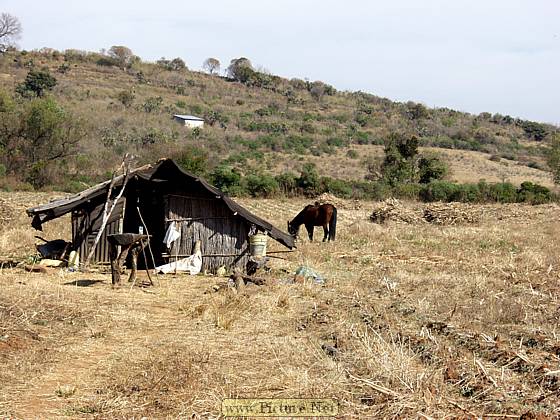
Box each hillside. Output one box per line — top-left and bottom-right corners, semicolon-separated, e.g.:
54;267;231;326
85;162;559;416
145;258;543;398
0;48;557;192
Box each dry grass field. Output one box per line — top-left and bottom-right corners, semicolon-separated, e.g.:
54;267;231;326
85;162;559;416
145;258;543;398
1;192;559;419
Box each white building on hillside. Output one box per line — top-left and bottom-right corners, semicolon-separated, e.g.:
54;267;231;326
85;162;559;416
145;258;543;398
173;114;205;128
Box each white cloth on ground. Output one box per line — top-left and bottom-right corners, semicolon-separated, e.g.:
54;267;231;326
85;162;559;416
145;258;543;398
155;247;202;275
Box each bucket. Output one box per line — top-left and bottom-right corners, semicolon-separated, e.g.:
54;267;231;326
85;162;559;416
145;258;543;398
249;233;268;257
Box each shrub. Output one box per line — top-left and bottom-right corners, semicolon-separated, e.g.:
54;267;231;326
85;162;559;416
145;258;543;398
16;69;57;97
275;172;298;196
420;180;460;202
209;165;242;194
297;163;320;196
418;153;448;184
244;174;279;197
283;135;313;154
320;177;352;198
393;183;421;200
517;181;551;204
142;96;163;113
175;146;208;176
116;90;135;108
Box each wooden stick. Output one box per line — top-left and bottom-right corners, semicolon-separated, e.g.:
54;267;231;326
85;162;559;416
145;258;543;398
84;157;130;267
136;206;159;282
140;239;154;286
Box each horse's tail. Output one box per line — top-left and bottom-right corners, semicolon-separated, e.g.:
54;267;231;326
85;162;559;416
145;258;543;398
329;206;337;241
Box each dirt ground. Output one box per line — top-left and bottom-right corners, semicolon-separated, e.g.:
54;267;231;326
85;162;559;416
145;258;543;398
1;192;559;419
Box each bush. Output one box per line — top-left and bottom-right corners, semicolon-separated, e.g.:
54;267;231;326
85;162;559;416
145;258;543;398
418;154;449;184
420;180;461;202
116;90;135;108
517;181;551;204
209;165;242;194
393;183;421;200
297;163;320;196
244;174;279;197
275;172;298;196
320;177;352;198
142;96;163;113
16;69;57;97
175;146;208;176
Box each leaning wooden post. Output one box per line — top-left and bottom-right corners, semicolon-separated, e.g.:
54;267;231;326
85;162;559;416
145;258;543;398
84;158;130;268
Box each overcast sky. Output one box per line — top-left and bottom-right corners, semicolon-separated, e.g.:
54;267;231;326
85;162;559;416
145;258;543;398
3;0;559;124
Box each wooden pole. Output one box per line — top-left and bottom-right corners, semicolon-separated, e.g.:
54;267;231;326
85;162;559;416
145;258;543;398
84;156;131;268
136;206;159;281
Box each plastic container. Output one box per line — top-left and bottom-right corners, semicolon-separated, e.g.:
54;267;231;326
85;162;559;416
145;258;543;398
249;233;268;257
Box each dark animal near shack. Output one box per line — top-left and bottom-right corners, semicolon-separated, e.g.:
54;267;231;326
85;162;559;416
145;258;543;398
288;203;337;242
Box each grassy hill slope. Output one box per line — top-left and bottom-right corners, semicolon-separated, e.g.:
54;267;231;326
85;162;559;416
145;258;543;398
0;48;556;191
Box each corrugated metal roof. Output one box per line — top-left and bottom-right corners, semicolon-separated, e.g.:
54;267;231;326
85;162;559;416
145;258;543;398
173;114;204;121
27;159;295;249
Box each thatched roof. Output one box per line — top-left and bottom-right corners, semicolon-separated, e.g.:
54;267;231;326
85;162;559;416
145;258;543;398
27;158;295;249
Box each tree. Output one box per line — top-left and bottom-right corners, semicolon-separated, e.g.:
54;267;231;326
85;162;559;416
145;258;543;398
227;57;254;82
309;81;326;101
108;45;134;70
203;57;220;75
169;57;186;71
381;133;419;186
418;153;448;184
16;69;57;97
157;57;186;71
1;97;84;187
0;13;22;52
547;133;560;184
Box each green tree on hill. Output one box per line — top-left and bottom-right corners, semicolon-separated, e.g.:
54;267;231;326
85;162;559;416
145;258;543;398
16;69;57;97
227;57;254;83
546;133;560;184
381;133;419;186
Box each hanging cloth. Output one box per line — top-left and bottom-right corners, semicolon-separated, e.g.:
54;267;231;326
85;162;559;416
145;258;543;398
163;221;181;249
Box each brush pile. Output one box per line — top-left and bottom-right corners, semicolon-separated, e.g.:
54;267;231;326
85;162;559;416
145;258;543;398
315;192;362;210
423;203;481;225
370;198;423;224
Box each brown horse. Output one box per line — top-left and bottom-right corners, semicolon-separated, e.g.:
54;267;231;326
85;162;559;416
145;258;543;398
287;202;337;242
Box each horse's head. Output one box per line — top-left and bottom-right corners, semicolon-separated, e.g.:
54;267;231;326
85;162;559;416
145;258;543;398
287;220;298;238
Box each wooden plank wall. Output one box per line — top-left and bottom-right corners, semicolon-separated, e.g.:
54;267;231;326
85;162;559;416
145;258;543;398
164;195;249;273
71;199;125;264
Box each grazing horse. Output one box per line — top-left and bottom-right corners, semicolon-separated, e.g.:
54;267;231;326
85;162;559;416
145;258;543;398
288;203;337;242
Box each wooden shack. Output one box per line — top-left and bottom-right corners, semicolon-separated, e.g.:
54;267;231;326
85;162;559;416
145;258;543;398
27;159;295;273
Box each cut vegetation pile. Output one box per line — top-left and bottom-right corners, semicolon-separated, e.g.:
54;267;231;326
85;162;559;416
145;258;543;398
369;198;424;224
423;203;481;225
